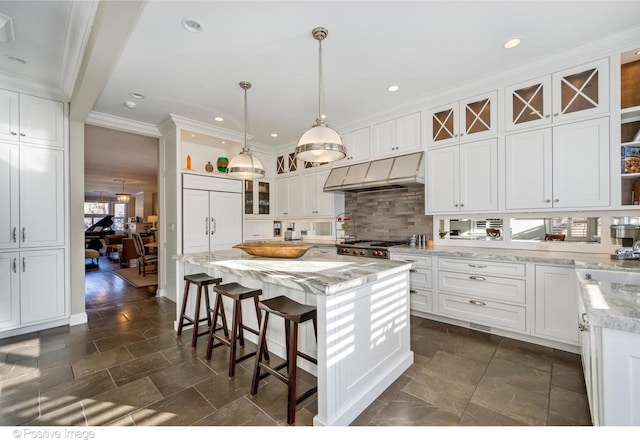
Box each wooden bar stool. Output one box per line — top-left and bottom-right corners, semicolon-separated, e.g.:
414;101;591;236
250;295;318;425
177;273;224;348
206;282;269;378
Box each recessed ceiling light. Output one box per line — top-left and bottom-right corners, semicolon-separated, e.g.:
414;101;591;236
635;49;640;56
387;85;399;92
124;101;136;109
214;116;224;122
270;133;278;137
182;18;202;33
5;55;26;64
191;133;196;137
129;92;145;99
221;141;226;144
503;38;522;49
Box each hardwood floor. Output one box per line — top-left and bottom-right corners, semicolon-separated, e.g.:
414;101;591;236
0;258;592;426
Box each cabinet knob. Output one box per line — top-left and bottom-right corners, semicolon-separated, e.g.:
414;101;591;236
554;199;559;203
553;113;559;117
454;204;459;207
19;133;25;137
10;131;17;136
545;199;551;203
545;114;550;118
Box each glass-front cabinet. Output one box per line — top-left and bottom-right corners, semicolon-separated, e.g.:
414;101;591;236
244;180;270;216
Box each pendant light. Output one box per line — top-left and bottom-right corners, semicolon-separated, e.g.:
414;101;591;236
226;81;265;180
295;27;345;163
95;191;106;210
115;179;130;203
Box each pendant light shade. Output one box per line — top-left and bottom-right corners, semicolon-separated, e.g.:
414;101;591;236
227;81;266;180
295;27;345;163
115;180;130;203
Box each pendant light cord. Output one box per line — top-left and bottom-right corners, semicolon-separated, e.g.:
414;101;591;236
244;86;248;152
317;37;323;124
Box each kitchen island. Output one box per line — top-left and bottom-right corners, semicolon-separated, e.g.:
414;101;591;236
174;247;414;426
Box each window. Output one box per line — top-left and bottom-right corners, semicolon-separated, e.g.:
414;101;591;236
84;202;127;231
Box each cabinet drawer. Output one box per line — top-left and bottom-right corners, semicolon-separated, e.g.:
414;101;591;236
409;288;433;313
391;253;432;269
410;267;432;289
438;293;526;332
438;271;526;304
438;258;525;277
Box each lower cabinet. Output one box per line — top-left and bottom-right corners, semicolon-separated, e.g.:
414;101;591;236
534;265;579;345
390;253;433;314
244;219;274;241
0;249;65;330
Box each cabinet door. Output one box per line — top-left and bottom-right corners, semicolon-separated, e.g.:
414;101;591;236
372;118;395;158
552;117;609;209
244;179;271;216
315;169;336;216
395;112;421;153
505;76;552;131
552;58;609;123
505;128;553;210
182;188;211;253
534;265;579;345
426;145;459;213
275;177;290;217
19;145;64;247
210;191;242;250
301;173;317;216
427;102;459;146
20;249;65;324
0;89;20;143
18;95;65;148
0;143;19;249
343;127;370;163
459;139;498;212
0;252;20;329
460;91;497;141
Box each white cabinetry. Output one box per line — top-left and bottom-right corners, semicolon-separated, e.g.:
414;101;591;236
505;117;609;210
372;112;421;158
275;175;302;218
533;265;579;345
391;253;433;314
426;138;498;214
182;174;243;253
0;249;66;329
427;91;497;147
301;169;341;217
436;258;527;333
341;127;370;163
244;179;271;217
0;90;65;148
504;59;609;132
0;142;65;250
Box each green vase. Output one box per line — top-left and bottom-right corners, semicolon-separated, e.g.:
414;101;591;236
217;156;229;172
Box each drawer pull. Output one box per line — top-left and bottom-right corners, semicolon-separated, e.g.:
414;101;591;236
410;269;417;273
469;299;486;306
468;264;487;268
410;290;418;294
469;275;486;281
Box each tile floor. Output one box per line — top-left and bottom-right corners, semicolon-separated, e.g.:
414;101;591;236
0;259;592;426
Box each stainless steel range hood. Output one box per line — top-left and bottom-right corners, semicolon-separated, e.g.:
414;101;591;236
323;151;424;193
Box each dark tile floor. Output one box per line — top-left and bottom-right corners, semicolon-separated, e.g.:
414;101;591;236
0;258;592;426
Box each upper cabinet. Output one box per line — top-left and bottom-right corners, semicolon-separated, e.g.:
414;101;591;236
341;126;370;163
244;179;271;217
0;90;65;148
427;91;497;147
276;151;298;175
372;111;421;158
505;58;609;132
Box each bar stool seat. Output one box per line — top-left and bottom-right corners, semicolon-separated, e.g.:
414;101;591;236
177;273;223;348
206;282;269;378
250;295;317;425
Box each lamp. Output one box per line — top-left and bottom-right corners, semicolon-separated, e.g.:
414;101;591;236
115;179;130;203
295;27;346;163
147;215;158;230
95;191;106;210
226;81;266;180
0;14;15;43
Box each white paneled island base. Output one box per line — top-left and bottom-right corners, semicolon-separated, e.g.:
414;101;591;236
174;249;414;426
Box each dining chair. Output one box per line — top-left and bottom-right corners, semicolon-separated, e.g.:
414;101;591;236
132;233;158;276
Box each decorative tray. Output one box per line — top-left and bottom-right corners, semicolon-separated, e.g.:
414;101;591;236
233;242;313;258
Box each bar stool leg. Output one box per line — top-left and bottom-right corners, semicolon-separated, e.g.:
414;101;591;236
228;297;242;378
191;285;202;348
253;296;270;361
206;293;223;360
250;310;269;395
287;320;299;425
176;280;191;336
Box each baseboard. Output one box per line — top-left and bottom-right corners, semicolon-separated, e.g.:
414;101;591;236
69;312;88;326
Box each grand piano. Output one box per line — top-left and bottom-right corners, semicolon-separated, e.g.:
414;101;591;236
85;214;116;250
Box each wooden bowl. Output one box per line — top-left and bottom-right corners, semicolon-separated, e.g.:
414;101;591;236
233;242;314;258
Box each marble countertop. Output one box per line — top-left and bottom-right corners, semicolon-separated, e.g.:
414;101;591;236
577;275;640;334
390;245;640;272
173;247;411;296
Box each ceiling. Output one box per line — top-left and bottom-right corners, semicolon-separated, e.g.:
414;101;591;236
2;1;640;196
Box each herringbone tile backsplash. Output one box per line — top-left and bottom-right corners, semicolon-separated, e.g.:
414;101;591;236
344;187;433;242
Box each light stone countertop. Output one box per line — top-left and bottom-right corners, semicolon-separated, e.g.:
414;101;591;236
390;245;640;334
174;247;411;296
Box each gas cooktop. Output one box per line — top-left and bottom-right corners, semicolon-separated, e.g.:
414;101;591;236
336;240;407;258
